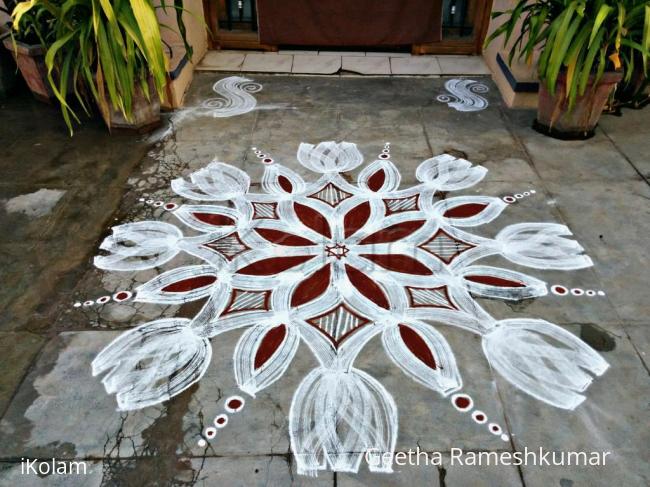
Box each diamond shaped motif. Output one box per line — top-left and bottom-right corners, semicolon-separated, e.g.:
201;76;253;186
419;229;475;264
203;232;251;261
222;289;271;315
308;182;353;207
406;285;456;310
383;194;419;215
306;302;371;347
252;202;279;220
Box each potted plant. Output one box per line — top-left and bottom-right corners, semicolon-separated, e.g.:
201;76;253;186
487;0;650;139
10;0;192;133
607;50;649;112
2;0;56;101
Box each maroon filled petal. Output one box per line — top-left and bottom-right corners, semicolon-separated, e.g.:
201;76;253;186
360;254;433;276
344;202;371;239
464;275;525;287
345;264;390;309
443;203;489;219
291;264;331;307
359;220;425;245
192;212;235;226
254;325;287;370
237;255;315;276
294;203;332;238
398;324;437;369
255;228;315;246
367;169;386;192
278;175;293;193
162;275;217;293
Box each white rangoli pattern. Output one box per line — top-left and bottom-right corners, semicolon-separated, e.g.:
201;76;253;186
437;78;489;112
201;76;262;117
91;141;608;476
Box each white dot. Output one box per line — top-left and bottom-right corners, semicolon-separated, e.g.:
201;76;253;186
597;290;606;296
472;410;487;424
514;193;524;199
530;189;536;194
73;302;82;308
197;439;207;447
501;433;509;442
488;423;502;435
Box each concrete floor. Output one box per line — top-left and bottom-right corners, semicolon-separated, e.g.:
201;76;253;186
0;74;649;486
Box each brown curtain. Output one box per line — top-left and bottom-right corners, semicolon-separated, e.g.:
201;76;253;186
257;0;443;46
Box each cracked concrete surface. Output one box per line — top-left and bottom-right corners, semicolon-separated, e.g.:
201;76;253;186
0;75;649;486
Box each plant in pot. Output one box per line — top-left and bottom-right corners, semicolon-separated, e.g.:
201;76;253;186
2;0;57;101
607;49;650;111
486;0;650;140
11;0;192;133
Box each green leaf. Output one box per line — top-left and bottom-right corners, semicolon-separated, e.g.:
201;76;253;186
578;28;605;95
589;4;612;48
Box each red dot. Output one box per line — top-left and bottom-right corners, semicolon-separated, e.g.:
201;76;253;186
476;414;485;421
216;417;226;424
492;425;499;432
115;292;130;301
454;396;471;410
227;399;242;410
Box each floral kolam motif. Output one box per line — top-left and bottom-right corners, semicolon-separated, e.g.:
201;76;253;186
91;141;608;476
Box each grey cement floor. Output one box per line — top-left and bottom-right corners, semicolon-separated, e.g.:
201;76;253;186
0;74;648;486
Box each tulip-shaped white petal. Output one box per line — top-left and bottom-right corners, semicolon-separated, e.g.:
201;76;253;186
382;322;462;395
92;318;212;410
171;162;250;201
459;265;548;300
289;367;397;475
94;221;182;271
416;154;487;191
497;223;593;270
135;265;218;304
483;319;609;410
234;323;300;396
357;159;401;192
432;196;507;227
297;141;363;173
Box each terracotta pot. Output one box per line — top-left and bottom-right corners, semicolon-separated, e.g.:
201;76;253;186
2;35;53;102
534;71;623;140
99;77;161;133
